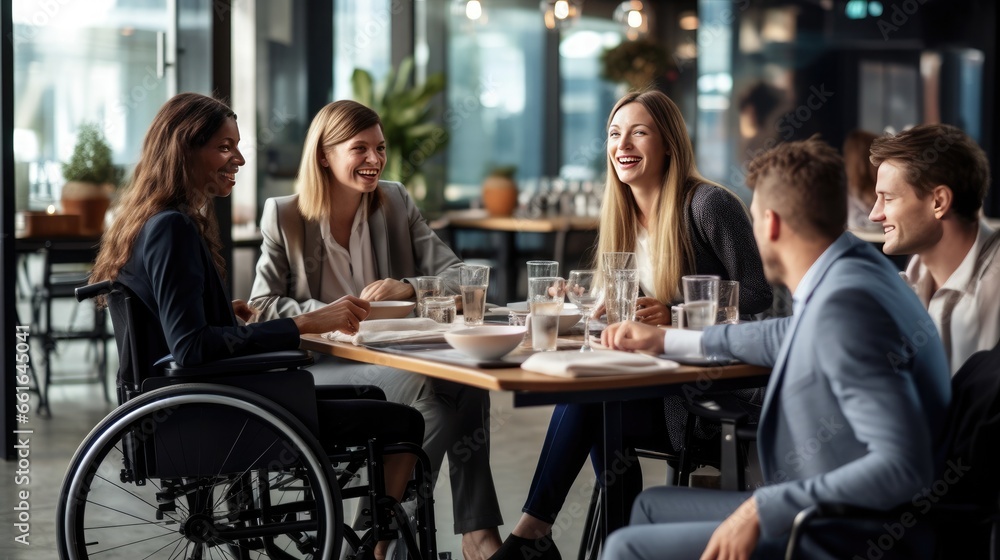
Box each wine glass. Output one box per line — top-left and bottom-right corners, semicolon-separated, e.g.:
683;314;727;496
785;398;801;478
567;270;599;352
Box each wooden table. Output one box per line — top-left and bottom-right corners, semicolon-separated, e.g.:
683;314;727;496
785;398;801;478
300;334;769;542
437;211;600;302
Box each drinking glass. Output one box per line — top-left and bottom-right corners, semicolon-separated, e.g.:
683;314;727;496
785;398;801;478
423;296;457;324
681;275;720;330
717;280;740;324
567;270;598;352
414;276;443;318
460;264;490;326
527;260;559;281
601;252;638;324
528;276;565;352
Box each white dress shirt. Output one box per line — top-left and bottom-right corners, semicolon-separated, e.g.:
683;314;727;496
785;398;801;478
904;221;1000;374
318;194;378;301
634;226;658;300
663;232;849;357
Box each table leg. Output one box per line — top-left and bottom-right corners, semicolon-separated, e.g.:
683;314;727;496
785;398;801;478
601;400;626;538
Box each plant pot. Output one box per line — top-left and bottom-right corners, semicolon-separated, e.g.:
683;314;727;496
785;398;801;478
482;176;518;217
61;181;113;235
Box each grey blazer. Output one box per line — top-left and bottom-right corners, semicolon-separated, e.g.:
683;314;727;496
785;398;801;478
250;181;462;321
703;233;951;540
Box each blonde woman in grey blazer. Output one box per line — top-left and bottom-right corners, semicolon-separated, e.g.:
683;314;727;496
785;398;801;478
250;100;502;559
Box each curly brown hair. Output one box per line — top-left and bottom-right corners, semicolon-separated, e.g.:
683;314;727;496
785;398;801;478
91;93;236;285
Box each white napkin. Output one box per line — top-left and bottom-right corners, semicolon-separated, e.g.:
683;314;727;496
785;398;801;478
323;318;454;346
521;350;679;378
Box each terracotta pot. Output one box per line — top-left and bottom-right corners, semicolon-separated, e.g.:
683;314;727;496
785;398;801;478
61;181;113;235
482;175;518;217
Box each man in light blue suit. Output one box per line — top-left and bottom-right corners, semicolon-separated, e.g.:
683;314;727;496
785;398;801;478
600;138;951;560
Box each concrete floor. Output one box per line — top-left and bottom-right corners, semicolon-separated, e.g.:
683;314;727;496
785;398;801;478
1;299;668;559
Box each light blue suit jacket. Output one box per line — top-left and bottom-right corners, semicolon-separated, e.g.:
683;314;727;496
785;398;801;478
703;233;951;539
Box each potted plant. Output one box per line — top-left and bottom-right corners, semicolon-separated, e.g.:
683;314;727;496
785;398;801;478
61;123;117;234
481;164;518;217
352;57;449;210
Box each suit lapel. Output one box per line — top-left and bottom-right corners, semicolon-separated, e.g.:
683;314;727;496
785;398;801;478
303;217;323;298
369;203;391;278
757;235;862;476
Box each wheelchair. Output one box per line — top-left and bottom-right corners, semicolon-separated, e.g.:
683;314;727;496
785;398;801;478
57;281;438;560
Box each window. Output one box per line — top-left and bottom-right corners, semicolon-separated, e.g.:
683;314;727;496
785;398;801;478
12;0;172;211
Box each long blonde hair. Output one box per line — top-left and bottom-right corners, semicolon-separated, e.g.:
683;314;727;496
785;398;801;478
594;90;722;302
91;93;234;285
296;100;383;220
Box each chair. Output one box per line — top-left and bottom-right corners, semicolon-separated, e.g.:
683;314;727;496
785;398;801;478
30;245;113;413
57;281;438;560
784;343;1000;560
577;392;759;560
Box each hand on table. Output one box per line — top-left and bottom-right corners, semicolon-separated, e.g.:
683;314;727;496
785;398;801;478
634;297;670;326
601;320;666;354
294;295;370;335
360;279;416;302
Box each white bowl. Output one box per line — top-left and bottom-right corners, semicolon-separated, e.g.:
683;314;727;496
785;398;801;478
505;302;582;334
444;325;527;360
364;301;416;320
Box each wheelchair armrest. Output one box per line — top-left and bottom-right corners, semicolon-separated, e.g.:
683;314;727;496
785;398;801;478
315;385;387;401
164;350;314;377
75;280;114;302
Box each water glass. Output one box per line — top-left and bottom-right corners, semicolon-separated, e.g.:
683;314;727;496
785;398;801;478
601;251;637;273
681;275;720;330
423;296;457;324
527;260;559;281
528;276;565;352
604;268;639;324
567;270;598;352
460;264;490;326
717;280;740;324
414;276;443;318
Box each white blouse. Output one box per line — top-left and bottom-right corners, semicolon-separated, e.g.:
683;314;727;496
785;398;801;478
318;194;378;301
635;225;658;300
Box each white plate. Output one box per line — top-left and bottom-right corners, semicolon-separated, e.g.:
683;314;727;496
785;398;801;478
365;301;416;320
505;301;580;313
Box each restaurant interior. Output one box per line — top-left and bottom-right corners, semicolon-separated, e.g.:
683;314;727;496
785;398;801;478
1;0;997;558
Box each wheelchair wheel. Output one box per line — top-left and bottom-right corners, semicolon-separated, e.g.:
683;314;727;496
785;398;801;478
57;383;343;559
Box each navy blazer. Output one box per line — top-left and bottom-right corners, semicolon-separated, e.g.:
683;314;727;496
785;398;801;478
117;210;299;368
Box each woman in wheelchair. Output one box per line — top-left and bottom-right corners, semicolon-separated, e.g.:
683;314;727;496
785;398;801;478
248;100;504;560
87;92;424;560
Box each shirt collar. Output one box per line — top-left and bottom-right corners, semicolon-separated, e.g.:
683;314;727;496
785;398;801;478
319;193;369;240
904;220;994;298
791;232;853;316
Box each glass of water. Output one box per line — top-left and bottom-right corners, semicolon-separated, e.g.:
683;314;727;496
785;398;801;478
460;264;490;326
567;270;598;352
415;276;443;318
681;275;720;330
423;296;457;324
528;276;565;352
717;280;740;324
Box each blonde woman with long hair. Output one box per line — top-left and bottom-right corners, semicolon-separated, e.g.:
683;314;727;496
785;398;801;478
490;91;771;560
250;100;503;560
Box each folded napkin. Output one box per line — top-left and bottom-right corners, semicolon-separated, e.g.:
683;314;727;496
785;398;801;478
521;350;679;378
323;318;454;346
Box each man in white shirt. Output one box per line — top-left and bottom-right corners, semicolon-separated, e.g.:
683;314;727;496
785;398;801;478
599;138;950;560
867;123;999;374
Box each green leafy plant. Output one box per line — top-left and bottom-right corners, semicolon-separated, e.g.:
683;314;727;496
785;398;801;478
486;164;518;179
352;57;449;192
600;38;671;90
62;123;116;184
